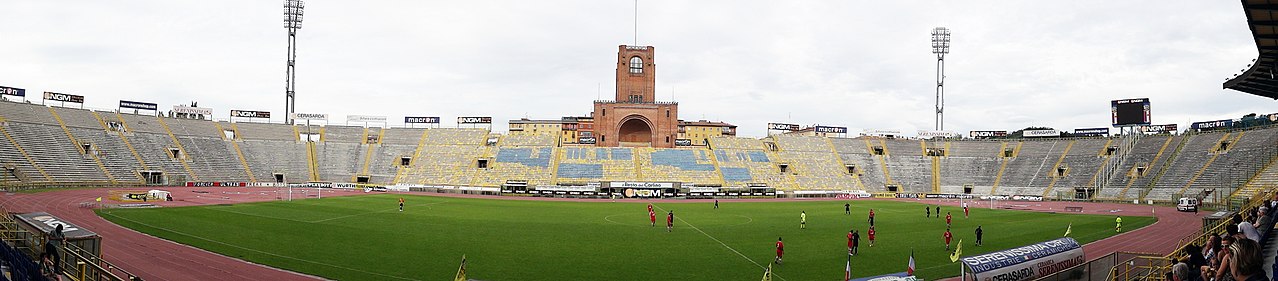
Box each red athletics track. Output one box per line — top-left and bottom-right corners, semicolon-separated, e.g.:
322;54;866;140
0;188;1201;280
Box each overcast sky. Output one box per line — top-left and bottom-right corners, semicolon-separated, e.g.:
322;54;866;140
1;1;1273;137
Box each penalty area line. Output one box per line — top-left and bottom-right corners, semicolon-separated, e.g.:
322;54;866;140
653;205;787;281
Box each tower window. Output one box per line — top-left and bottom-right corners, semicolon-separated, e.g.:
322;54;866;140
629;56;643;74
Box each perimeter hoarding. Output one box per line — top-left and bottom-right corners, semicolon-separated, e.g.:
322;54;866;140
768;123;800;131
961;238;1084;281
1022;129;1060;137
969;131;1008;139
231;110;271;119
404;116;441;124
119;100;158;111
0;86;25;97
458;117;492;124
43;92;84;103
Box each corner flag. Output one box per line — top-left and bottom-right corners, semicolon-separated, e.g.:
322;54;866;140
1064;223;1072;237
949;239;962;262
844;254;852;281
454;255;467;281
95;197;102;202
907;250;916;276
762;263;773;281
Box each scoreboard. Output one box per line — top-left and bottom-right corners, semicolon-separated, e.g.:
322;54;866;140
1111;98;1150;127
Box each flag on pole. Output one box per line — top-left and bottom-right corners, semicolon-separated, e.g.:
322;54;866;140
761;263;773;281
949;239;962;262
95;197;102;202
1064;222;1072;237
844;254;852;281
454;255;467;281
907;250;916;276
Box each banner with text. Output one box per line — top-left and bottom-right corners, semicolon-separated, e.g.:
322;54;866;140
1138;124;1178;134
290;113;328;121
457;117;492;124
1072;128;1109;137
969;131;1008;139
918;130;958;138
0;86;25;97
231;110;271;119
768;123;800;131
347;115;387;123
815;126;848;134
43;92;84;103
119;100;158;111
174;105;213;115
1022;129;1060;137
864;129;902;136
1191;119;1233;130
961;238;1082;275
404;116;441;124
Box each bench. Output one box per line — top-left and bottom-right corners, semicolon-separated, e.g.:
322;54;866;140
1065;206;1083;212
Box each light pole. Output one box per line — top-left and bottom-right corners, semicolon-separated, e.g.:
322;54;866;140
931;27;951;131
284;0;305;125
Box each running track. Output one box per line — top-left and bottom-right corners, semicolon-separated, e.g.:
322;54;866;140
0;188;1202;280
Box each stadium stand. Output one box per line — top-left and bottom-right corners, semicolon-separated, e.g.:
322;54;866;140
772;135;858;190
938;140;1003;194
633;147;722;185
321;125;365;143
315;142;363;182
3;96;1277;204
557;147;638;182
709;137;785;188
231;122;296;141
1142;131;1230;201
831;138;888;190
1096;134;1176;200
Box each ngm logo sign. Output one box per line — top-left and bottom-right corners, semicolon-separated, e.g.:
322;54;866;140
43;92;84;103
457;117;492;124
623;188;664;198
231;110;271;118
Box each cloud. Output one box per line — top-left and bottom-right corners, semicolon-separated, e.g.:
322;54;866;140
0;0;1271;138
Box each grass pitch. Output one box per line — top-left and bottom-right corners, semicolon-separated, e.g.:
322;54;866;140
97;194;1154;280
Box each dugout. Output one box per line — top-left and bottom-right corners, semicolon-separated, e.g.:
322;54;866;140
12;212;101;257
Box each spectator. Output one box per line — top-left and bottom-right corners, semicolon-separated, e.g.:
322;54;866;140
1208;236;1237;281
1204;235;1222;262
1227;238;1264;281
1237;218;1260;242
40;252;60;281
1172;263;1190;281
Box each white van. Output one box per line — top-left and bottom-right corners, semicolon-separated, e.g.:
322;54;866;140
1177;197;1199;212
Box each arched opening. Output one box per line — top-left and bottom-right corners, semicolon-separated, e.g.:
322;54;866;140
618;117;653;147
629;56;644;74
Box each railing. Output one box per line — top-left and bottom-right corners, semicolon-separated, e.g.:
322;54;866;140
0;207;133;281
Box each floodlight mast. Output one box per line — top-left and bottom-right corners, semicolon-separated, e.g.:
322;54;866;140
284;0;304;125
931;27;950;131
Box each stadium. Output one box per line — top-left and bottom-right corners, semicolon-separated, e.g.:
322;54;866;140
1;1;1277;281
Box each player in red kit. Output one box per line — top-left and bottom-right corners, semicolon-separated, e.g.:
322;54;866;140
944;228;953;250
847;230;855;255
867;226;876;247
647;203;653;213
868;209;876;226
962;202;970;218
774;237;784;264
649;210;656;227
945;212;952;227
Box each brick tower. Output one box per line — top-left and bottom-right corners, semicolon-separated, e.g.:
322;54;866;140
592;45;679;148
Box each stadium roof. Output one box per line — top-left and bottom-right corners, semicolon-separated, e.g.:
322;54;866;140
1224;0;1278;100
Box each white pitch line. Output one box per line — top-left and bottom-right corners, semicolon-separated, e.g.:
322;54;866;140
100;212;419;281
654;205;787;281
